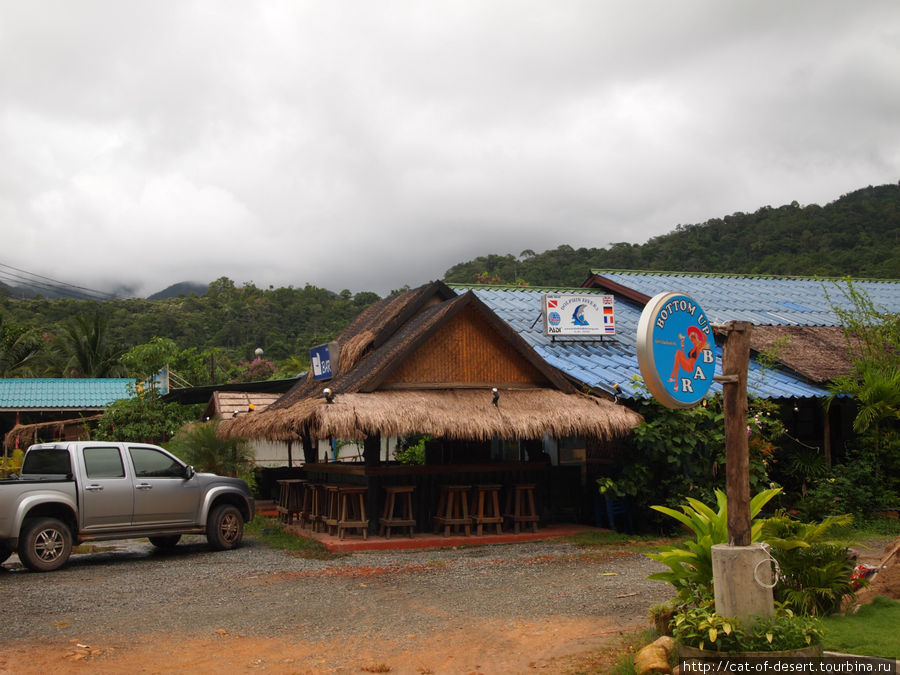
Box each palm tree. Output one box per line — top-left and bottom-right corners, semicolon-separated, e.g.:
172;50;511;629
166;420;254;477
60;312;126;377
0;315;43;376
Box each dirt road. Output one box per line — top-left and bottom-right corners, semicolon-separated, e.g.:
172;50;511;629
0;535;671;673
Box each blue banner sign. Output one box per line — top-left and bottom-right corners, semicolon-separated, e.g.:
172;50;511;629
310;342;339;381
636;292;716;408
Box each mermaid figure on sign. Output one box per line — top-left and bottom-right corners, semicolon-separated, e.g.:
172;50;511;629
669;325;708;392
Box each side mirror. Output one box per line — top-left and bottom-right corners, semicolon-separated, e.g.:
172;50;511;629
185;465;195;480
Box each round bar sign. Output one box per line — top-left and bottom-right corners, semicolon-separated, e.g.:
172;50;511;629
637;292;717;408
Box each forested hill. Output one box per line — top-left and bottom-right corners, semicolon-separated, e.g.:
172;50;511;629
443;183;900;287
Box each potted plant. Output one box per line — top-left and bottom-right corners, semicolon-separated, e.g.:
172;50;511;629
673;598;823;662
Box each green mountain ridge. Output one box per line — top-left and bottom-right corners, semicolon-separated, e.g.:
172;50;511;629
443;183;900;286
1;183;897;384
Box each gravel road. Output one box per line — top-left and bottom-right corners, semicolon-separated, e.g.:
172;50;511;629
0;535;672;673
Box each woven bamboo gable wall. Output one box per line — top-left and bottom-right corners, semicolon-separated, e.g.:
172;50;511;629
382;305;549;389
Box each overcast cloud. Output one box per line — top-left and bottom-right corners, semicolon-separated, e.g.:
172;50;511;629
1;1;898;297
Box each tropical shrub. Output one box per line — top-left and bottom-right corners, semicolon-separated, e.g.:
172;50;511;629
647;487;782;599
673;599;824;652
94;387;199;444
617;394;782;531
761;511;857;616
395;435;427;465
0;448;24;478
800;443;899;519
825;280;900;508
166;419;255;479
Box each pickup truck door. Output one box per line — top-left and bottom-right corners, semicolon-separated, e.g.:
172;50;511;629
128;445;200;525
80;445;134;530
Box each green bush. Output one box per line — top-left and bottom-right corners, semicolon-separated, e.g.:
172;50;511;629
673;599;824;652
761;511;857;616
395;435;427;465
166;420;255;479
0;448;24;478
617;394;782;531
801;445;898;520
647;487;781;600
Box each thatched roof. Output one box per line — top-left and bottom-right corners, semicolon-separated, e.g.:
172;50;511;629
224;388;641;442
750;326;854;384
203;391;282;421
222;282;641;442
4;415;101;451
262;284;572;410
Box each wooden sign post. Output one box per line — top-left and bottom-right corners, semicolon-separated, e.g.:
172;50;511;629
718;321;752;546
712;320;775;623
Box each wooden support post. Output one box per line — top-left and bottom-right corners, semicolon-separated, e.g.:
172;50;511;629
721;321;752;546
364;434;381;466
302;434;317;464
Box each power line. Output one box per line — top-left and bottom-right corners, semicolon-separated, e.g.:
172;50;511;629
0;262;117;300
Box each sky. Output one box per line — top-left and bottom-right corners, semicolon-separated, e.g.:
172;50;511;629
1;1;898;298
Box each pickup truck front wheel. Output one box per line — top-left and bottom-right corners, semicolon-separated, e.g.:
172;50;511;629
19;517;73;572
206;504;243;551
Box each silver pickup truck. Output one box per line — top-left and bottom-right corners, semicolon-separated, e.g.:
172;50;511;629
0;441;255;572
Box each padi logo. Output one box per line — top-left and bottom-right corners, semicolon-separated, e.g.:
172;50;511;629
548;311;561;326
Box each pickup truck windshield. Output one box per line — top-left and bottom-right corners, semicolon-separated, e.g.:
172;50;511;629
21;448;72;476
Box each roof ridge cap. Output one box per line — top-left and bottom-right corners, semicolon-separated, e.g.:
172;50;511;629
448;283;608;293
590;269;900;283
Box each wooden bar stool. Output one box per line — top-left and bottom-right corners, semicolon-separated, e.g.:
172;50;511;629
276;479;306;524
433;484;471;537
504;484;539;534
379;485;416;539
321;484;341;535
308;483;326;532
471;484;503;535
297;481;313;529
336;485;369;540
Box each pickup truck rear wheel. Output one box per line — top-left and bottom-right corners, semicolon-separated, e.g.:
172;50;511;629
207;504;243;551
19;517;72;572
148;535;182;549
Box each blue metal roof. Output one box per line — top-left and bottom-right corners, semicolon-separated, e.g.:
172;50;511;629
590;271;900;326
456;285;832;401
0;378;134;410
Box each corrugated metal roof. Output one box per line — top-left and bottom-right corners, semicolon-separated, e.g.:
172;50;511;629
0;378;134;409
588;271;900;326
455;286;832;401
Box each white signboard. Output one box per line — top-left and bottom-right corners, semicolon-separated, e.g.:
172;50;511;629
542;294;615;336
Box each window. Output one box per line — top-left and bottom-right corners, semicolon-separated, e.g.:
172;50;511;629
21;449;72;476
83;446;125;479
128;446;185;478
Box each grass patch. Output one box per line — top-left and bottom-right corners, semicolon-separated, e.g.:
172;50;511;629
245;516;341;559
830;517;900;541
822;596;900;658
565;530;677;553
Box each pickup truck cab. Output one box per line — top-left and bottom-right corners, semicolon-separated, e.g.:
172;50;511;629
0;441;254;572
